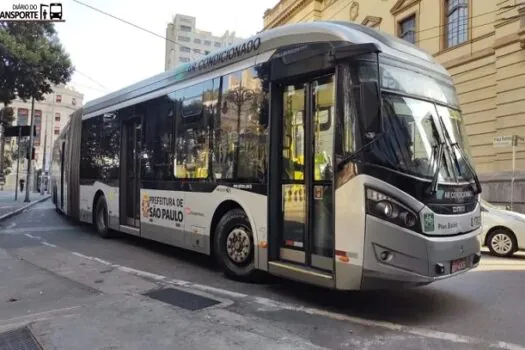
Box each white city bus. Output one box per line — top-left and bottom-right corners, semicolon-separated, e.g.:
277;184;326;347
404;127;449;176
50;21;482;290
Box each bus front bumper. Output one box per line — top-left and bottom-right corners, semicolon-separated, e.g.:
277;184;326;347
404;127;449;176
360;216;481;290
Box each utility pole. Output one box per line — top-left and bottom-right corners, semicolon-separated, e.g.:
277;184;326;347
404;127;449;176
510;135;524;210
41;122;47;195
24;97;35;203
14;127;21;200
0;122;4;188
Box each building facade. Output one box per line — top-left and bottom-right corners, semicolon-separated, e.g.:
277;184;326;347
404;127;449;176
165;14;245;71
263;0;525;209
3;84;84;191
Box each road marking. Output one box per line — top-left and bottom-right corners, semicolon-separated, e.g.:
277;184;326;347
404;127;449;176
24;233;41;240
17;234;525;349
3;226;73;234
71;251;112;266
41;241;57;248
116;265;167;281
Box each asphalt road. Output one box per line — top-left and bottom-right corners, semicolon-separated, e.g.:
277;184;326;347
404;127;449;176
2;199;525;349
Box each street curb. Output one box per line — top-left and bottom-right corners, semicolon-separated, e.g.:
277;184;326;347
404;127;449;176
0;195;51;222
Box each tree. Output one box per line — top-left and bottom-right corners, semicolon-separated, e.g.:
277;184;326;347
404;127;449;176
0;21;74;191
0;22;74;103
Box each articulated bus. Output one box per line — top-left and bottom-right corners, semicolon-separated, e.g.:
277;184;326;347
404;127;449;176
50;21;483;290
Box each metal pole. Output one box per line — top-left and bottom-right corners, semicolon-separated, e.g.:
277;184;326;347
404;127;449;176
41;114;47;195
0;122;4;187
14;127;21;200
24;97;35;202
510;135;516;211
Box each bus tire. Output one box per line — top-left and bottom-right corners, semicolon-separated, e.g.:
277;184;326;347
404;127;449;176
214;209;256;281
94;195;112;239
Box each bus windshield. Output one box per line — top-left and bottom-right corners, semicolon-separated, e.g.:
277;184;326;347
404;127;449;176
363;93;474;182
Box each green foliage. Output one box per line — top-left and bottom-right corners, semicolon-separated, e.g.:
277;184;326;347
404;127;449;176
0;21;74;176
0;21;74;105
0;106;14;126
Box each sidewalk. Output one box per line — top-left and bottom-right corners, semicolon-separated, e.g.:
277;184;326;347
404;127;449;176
0;190;50;221
0;243;323;350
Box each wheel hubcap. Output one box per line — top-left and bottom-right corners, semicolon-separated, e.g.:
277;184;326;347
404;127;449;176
491;233;512;255
226;227;251;264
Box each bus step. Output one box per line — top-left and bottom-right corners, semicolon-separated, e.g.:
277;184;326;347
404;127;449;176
268;261;334;289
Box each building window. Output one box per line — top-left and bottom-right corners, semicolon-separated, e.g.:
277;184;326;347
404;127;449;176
193;48;201;54
179;57;190;62
178;36;190;42
398;15;416;44
204;40;211;46
445;0;468;48
56;94;62;103
54;126;61;135
214;42;221;48
180;46;191;53
17;108;28;126
55;113;60;121
194;38;201;44
180;25;192;32
72;97;76;106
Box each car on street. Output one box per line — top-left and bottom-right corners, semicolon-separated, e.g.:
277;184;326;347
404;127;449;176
479;199;525;257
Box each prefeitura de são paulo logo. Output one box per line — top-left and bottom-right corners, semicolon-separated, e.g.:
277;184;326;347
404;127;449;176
142;193;150;218
1;3;64;22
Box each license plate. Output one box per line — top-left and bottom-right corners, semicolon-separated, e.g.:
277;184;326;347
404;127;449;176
451;258;468;273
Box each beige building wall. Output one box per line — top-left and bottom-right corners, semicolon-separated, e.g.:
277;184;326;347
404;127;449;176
4;84;84;191
263;0;525;208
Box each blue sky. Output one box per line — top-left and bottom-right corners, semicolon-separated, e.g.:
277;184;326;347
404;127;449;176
8;0;279;103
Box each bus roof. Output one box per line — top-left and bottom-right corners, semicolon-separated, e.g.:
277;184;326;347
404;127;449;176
84;20;449;116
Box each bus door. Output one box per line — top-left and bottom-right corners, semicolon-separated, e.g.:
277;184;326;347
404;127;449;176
121;117;142;227
268;74;335;286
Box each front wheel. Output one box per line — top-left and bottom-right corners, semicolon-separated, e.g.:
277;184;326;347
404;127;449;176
94;196;113;239
487;228;517;258
213;209;256;280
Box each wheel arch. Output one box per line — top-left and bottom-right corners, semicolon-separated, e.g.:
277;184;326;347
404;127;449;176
91;189;106;224
209;199;260;261
484;225;516;247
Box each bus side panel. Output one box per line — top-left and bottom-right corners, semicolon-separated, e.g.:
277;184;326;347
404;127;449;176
139;186;267;270
334;171;366;290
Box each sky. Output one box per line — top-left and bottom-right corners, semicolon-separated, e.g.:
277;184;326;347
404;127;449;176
43;0;280;103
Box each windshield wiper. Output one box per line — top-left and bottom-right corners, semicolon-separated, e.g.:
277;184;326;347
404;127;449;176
437;115;482;195
428;142;444;195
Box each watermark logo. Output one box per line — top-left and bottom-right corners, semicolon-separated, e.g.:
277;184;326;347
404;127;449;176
0;2;64;22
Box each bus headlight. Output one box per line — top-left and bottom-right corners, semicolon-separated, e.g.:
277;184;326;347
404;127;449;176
366;188;418;231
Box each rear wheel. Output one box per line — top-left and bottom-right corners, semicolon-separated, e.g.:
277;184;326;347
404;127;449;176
94;196;113;239
214;209;256;280
487;228;517;258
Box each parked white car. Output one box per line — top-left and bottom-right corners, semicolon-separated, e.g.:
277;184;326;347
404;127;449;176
479;199;525;257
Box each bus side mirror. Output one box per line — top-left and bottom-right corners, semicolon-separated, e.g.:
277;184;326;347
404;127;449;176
360;81;383;135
